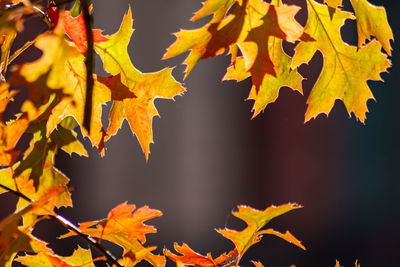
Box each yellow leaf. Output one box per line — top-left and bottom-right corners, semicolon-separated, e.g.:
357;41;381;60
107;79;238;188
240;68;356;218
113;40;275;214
216;204;304;261
94;7;184;160
19;22;81;90
225;37;303;118
0;125;72;226
0;204;34;266
164;0;303;83
349;0;393;55
291;0;391;123
16;246;95;267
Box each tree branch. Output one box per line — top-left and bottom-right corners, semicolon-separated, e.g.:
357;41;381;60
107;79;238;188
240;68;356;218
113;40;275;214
81;0;94;134
0;183;122;267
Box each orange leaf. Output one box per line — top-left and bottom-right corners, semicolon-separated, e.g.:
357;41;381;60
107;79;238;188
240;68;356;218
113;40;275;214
165;243;238;267
251;261;264;267
0;83;28;165
60;202;165;267
0;124;72;226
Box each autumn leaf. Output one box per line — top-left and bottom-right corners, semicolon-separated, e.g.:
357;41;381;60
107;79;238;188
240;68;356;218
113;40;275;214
94;7;185;159
0;124;72;225
0;204;52;266
62;10;108;53
238;1;303;91
120;246;158;267
60;202;165;267
165;243;238;267
12;17;110;153
0;83;28;166
166;204;303;267
49;122;88;157
190;0;236;22
12;6;183;160
164;0;305;120
0;204;34;266
224;37;303;118
164;0;303;84
251;261;264;267
217;204;305;261
44;51;112;154
9;67;68;122
349;0;393;55
291;0;391;123
16;246;95;267
18;19;81;91
0;114;28;166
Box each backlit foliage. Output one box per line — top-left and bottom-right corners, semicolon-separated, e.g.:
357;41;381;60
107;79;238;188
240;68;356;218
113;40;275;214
0;0;392;266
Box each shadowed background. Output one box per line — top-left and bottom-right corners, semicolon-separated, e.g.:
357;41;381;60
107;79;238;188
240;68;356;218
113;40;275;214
3;0;400;266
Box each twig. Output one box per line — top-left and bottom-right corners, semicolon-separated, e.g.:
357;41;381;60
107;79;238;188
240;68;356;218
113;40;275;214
81;0;94;133
8;38;36;65
0;183;123;267
50;214;122;267
0;183;30;202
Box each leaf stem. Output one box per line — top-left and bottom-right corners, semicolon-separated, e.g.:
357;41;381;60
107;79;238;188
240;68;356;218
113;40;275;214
0;183;123;267
81;0;94;134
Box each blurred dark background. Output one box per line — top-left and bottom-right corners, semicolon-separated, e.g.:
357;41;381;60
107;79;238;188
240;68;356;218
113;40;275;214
2;0;400;266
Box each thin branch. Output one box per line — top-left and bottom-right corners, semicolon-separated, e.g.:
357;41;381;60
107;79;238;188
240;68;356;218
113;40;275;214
0;183;123;267
81;0;94;133
50;214;122;267
0;183;31;202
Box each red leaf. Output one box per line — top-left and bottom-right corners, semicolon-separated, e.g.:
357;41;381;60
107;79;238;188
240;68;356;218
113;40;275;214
62;11;108;53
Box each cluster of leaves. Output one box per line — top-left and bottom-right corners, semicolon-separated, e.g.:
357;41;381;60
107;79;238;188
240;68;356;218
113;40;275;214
164;0;392;122
0;0;393;266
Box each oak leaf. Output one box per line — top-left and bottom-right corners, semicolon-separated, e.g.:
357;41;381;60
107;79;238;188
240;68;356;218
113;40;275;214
291;0;391;122
224;37;303;118
16;246;95;267
60;202;165;267
164;0;304;83
12;18;111;153
165;243;238;267
0;204;34;266
0;83;28;166
349;0;393;55
18;19;81;91
166;204;304;267
94;7;185;159
0;125;72;225
217;204;305;261
49;122;88;157
0;203;52;266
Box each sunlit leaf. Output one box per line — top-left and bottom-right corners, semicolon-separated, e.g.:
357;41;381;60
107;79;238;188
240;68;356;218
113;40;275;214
94;7;185;159
291;0;391;122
